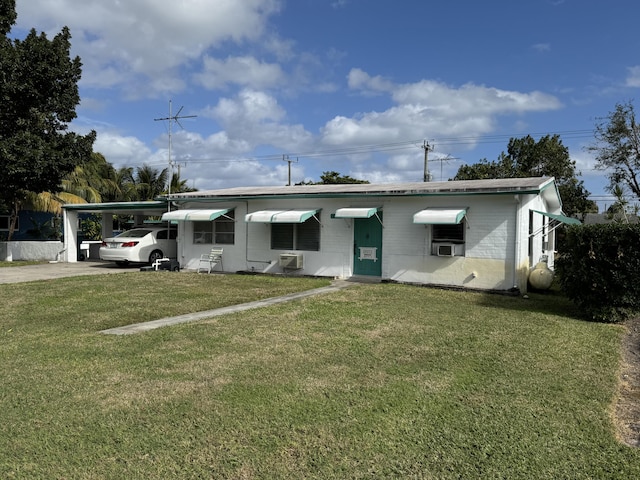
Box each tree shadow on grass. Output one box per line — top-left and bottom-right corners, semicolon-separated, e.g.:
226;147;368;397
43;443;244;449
470;286;587;322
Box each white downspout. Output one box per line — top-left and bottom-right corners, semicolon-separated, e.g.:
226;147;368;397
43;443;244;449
513;194;522;292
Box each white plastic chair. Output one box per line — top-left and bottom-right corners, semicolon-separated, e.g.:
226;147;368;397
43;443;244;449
197;248;223;273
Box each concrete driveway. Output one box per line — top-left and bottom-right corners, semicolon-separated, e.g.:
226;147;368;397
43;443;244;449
0;261;137;284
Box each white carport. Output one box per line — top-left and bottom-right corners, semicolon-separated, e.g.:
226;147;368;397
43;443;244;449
62;201;168;262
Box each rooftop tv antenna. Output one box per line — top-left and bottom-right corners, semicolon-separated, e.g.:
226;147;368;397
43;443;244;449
154;100;197;199
433;154;454;181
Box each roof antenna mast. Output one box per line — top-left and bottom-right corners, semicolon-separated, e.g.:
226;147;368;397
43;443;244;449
154;100;197;203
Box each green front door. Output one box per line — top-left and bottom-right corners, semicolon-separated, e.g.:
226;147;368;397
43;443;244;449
353;214;383;276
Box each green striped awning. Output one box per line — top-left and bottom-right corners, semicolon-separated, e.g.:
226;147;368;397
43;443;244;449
334;207;380;219
161;209;232;221
413;208;467;225
532;210;580;225
245;209;320;223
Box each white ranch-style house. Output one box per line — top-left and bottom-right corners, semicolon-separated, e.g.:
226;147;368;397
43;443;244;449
63;177;579;292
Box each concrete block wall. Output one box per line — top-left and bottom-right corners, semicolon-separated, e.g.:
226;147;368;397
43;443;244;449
0;241;64;261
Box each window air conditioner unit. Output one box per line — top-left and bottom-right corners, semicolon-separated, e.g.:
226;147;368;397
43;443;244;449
436;243;455;257
279;253;303;269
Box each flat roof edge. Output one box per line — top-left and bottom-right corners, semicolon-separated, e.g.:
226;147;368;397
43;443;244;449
167;178;553;201
62;201;167;211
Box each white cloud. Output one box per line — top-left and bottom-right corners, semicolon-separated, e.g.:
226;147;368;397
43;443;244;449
391;80;561;114
352;168;413;184
532;43;551;52
93;131;153;169
212;89;286;124
15;0;282;95
207;89;313;151
163;130;252;161
626;66;640;88
194;56;285;90
321;69;562;147
190;158;291;190
347;68;394;94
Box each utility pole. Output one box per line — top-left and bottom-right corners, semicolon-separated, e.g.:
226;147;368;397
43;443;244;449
154;100;197;200
422;140;434;182
283;155;298;186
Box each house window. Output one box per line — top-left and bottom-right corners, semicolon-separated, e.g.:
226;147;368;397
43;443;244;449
193;211;235;245
0;215;17;231
431;221;465;256
271;215;320;251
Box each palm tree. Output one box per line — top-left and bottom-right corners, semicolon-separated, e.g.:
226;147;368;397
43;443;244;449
168;171;197;194
103;166;136;202
23;191;88;216
135;164;169;200
32;152;115;211
61;166;103;204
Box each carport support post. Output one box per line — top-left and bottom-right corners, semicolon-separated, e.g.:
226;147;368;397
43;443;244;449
63;209;78;262
134;214;145;227
102;212;113;240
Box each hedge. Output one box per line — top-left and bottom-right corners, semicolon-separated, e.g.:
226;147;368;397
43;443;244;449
555;223;640;323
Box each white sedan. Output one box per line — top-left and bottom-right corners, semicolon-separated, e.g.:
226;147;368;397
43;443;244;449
99;227;177;266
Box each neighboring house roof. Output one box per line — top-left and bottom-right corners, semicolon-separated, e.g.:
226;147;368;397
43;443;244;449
583;213;640;224
168;177;560;208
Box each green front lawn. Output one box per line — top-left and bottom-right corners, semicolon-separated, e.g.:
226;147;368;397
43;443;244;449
0;261;42;267
0;273;638;478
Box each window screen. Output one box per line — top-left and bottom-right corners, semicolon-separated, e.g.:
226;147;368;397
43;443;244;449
432;222;464;243
193;211;235;245
270;215;320;251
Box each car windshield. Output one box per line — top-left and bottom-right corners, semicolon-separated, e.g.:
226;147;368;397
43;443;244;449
117;229;151;238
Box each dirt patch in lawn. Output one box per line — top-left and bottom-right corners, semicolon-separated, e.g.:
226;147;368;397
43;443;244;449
615;316;640;447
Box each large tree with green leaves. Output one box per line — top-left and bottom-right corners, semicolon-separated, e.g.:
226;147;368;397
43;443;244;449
453;134;595;217
589;101;640;202
0;0;95;239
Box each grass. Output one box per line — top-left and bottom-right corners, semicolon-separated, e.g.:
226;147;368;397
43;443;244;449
1;273;639;478
0;260;42;267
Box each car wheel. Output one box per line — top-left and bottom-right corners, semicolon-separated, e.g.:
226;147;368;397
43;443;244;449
149;250;163;264
116;261;129;267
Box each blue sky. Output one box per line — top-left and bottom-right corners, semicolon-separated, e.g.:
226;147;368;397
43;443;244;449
13;0;640;211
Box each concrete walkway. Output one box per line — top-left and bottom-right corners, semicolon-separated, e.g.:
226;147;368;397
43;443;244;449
0;260;133;284
1;261;369;335
100;280;354;335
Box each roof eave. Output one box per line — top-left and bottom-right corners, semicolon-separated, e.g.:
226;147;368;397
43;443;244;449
166;178;555;203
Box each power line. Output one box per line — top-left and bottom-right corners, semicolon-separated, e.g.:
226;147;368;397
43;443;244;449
159;129;594;166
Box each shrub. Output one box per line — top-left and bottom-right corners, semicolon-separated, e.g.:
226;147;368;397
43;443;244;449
555;223;640;322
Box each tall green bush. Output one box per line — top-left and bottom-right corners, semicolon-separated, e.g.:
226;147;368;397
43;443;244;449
556;224;640;322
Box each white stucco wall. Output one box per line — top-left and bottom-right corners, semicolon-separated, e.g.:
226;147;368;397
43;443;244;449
175;192;541;291
381;195;519;290
0;241;64;261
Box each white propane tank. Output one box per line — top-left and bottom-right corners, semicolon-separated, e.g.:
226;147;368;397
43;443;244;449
529;255;554;290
